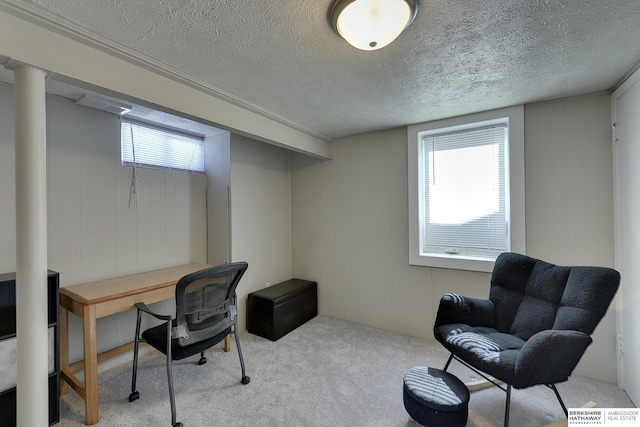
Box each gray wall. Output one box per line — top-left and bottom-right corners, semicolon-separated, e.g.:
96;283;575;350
0;83;208;363
291;92;618;384
525;92;617;383
230;134;293;332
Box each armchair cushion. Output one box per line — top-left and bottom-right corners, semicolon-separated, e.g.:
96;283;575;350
434;323;525;385
434;293;495;328
490;254;571;340
553;267;621;333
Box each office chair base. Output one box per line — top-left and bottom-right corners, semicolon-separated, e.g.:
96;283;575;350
242;375;250;384
128;391;140;402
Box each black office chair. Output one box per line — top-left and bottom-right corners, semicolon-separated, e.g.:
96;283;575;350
434;252;620;427
128;262;250;427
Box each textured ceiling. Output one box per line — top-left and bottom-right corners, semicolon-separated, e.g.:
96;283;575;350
14;0;640;139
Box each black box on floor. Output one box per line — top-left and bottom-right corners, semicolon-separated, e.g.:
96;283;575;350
247;279;317;341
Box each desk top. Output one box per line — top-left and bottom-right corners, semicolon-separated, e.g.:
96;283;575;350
60;263;210;306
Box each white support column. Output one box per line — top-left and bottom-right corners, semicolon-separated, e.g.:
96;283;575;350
14;63;49;427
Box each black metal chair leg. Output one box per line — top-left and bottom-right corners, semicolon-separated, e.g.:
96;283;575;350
166;356;181;427
165;321;182;427
504;384;511;427
234;327;250;384
550;384;568;416
198;351;207;365
443;353;454;371
129;309;142;402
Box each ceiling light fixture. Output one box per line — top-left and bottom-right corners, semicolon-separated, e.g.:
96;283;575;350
329;0;420;51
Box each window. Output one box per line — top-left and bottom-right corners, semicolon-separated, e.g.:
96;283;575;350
121;119;205;173
408;106;525;272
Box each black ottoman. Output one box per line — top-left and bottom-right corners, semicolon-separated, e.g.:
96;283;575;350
247;279;317;341
403;366;469;427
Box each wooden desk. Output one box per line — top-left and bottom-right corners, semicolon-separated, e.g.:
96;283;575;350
59;263;230;425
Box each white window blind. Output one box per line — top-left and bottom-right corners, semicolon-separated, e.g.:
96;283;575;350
121;119;204;173
419;122;509;260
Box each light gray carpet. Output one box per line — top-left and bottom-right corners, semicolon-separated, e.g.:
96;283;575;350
57;316;634;427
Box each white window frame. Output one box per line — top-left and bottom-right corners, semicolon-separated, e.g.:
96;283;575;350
408;106;526;272
121;118;205;173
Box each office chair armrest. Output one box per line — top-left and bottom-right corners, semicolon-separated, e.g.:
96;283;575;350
514;329;593;387
134;302;172;322
434;293;495;328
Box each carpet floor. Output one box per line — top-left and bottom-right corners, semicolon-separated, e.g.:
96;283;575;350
57;315;634;426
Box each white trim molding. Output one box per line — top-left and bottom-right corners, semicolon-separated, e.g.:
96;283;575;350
0;0;332;159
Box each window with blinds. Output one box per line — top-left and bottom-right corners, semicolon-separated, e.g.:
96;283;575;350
121;119;205;173
418;119;509;261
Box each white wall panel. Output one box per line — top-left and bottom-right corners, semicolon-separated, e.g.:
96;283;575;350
164;172;178;265
525;101;569;262
0;87;207;364
133;168;151;271
525;93;615;266
115;156;138;276
46;96;83;286
290;154;325;310
78;105;119;283
204;132;232;266
0;83;16;273
147;169;168;269
230;134;292;332
179;173;207;265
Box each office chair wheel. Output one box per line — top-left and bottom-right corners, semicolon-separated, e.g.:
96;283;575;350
241;375;250;385
173;422;183;427
128;391;140;402
198;356;207;365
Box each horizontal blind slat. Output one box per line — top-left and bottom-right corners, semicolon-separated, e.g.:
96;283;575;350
121;120;204;173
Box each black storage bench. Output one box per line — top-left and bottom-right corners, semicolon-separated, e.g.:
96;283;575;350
247;279;317;341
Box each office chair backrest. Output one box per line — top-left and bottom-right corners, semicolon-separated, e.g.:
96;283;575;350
489;252;620;341
174;262;248;347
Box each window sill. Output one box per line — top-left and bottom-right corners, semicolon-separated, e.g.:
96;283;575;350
409;253;495;272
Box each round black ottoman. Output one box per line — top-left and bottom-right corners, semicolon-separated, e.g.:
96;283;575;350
403;366;470;427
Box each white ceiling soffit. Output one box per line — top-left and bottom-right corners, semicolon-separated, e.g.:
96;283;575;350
0;59;227;138
5;0;640;140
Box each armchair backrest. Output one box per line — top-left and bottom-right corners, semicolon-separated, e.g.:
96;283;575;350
489;252;620;341
174;262;248;347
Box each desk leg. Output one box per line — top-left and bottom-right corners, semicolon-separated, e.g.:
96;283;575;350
59;305;69;396
83;305;99;425
224;334;231;352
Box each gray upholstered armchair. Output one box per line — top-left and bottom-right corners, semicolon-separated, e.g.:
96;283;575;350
434;252;620;427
